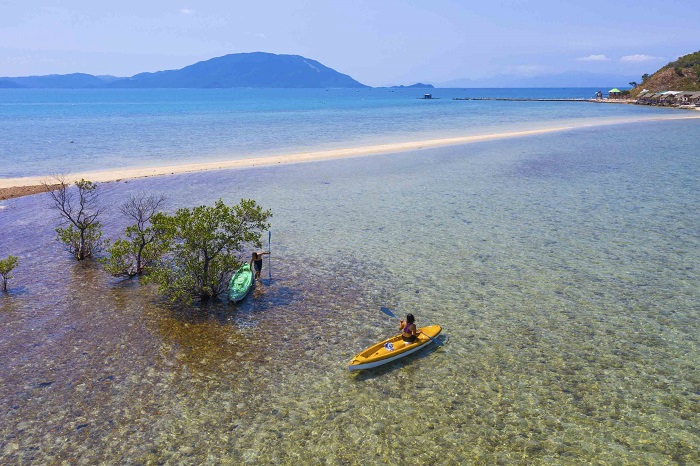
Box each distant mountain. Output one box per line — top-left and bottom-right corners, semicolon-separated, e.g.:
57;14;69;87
388;83;434;89
112;52;367;88
1;73;117;88
0;53;368;89
437;71;636;88
631;50;700;96
0;79;23;88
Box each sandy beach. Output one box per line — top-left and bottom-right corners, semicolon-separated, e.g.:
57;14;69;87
2;113;699;200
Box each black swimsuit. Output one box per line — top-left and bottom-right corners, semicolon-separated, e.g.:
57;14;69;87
253;259;263;272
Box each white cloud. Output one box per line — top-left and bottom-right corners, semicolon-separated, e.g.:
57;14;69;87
180;8;194;15
620;54;660;63
576;54;610;62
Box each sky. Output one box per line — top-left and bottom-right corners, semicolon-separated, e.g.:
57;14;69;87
1;0;698;86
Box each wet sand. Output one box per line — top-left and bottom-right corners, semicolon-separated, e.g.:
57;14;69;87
0;185;49;200
2;113;699;197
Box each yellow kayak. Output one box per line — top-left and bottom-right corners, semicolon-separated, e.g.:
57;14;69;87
348;325;442;372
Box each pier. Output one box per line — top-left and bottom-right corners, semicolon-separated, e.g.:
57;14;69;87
453;97;592;102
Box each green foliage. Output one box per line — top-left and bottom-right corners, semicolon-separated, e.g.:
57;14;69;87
101;227;170;278
640;51;700;94
662;51;700;87
668;50;700;69
147;199;271;304
47;177;104;260
55;222;104;261
101;194;169;278
0;255;18;292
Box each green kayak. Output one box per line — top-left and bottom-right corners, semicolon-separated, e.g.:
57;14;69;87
228;263;253;302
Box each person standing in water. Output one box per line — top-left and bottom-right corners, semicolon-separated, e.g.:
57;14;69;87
249;251;270;281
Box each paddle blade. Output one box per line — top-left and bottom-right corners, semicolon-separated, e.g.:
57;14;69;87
380;306;398;319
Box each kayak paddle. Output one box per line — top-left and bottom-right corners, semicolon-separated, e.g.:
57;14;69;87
380;306;439;344
380;306;399;319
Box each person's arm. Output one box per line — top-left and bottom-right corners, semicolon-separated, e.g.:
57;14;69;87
259;251;270;256
398;320;405;331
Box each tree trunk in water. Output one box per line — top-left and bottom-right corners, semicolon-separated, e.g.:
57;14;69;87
137;239;146;275
79;228;86;260
201;254;210;301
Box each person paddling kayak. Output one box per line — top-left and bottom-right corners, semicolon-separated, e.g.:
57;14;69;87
249;251;270;281
399;314;419;343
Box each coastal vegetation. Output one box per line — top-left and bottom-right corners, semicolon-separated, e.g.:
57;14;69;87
39;176;272;303
101;193;168;278
0;255;18;292
45;177;104;260
147;199;271;304
631;50;700;96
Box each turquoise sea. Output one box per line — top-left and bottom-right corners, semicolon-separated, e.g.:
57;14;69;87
1;89;699;464
0;87;682;178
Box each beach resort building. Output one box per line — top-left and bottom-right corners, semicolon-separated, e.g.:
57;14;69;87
635;89;700;107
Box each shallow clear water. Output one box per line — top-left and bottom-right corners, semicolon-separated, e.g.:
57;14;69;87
1;118;699;463
0;88;680;178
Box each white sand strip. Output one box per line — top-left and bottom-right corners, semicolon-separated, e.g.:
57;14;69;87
2;114;699;189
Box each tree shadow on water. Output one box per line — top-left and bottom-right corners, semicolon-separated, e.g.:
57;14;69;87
236;280;301;307
0;286;30;298
161;281;303;327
